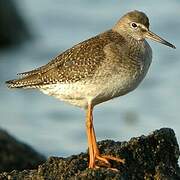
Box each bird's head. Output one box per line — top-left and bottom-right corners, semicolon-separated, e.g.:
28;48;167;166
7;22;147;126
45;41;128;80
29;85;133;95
113;10;176;49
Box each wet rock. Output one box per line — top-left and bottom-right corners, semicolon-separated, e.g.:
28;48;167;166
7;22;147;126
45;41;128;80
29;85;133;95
0;128;180;179
0;0;30;48
0;129;45;173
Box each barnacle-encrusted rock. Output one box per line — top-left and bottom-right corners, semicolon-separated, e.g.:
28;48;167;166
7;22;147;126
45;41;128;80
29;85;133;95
0;128;179;180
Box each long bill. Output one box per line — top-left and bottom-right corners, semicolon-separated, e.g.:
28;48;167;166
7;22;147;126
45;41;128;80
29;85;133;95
146;31;176;49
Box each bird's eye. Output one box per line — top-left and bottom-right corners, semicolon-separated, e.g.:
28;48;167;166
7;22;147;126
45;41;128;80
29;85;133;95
131;22;138;29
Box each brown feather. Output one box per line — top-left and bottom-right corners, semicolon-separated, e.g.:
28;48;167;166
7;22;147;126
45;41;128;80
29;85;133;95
6;30;126;88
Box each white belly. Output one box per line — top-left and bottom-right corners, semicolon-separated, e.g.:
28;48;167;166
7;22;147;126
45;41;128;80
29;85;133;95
40;40;152;108
40;69;146;109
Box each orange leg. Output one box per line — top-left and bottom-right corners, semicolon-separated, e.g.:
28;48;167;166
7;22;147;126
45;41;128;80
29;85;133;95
86;103;95;168
86;103;125;169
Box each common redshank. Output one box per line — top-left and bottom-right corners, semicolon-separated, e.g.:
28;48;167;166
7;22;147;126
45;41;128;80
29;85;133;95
6;10;176;169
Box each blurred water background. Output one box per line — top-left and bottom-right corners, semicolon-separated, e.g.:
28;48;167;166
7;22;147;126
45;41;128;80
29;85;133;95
0;0;180;157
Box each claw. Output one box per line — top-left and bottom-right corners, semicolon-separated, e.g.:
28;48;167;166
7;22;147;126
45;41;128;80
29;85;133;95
91;154;124;169
96;155;111;165
102;155;125;164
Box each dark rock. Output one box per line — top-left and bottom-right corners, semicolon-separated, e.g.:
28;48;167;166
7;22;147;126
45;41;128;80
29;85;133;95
0;129;45;173
0;128;180;179
0;0;31;48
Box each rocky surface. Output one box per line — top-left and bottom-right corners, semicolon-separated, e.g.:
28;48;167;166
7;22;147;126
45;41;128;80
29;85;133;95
0;0;30;48
0;128;180;180
0;129;45;173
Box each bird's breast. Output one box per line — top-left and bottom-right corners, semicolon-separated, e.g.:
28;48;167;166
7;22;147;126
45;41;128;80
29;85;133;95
90;40;152;105
39;40;152;108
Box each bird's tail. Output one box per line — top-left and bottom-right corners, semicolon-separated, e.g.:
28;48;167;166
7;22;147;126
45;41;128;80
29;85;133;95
6;74;41;89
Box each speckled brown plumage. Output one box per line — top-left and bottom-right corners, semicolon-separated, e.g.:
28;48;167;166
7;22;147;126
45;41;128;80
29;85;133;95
7;30;128;88
6;10;153;89
6;10;175;169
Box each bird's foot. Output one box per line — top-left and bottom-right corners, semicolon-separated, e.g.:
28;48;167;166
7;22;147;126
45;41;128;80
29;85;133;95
89;154;125;170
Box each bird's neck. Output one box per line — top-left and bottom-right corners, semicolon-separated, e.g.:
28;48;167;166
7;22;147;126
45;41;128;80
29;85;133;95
112;27;144;44
126;34;144;48
111;29;144;52
116;30;147;62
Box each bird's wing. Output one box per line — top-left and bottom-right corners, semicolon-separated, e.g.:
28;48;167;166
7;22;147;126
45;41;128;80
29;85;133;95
6;30;126;88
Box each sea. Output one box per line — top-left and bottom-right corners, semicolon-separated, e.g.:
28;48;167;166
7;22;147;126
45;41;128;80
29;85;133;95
0;0;180;157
